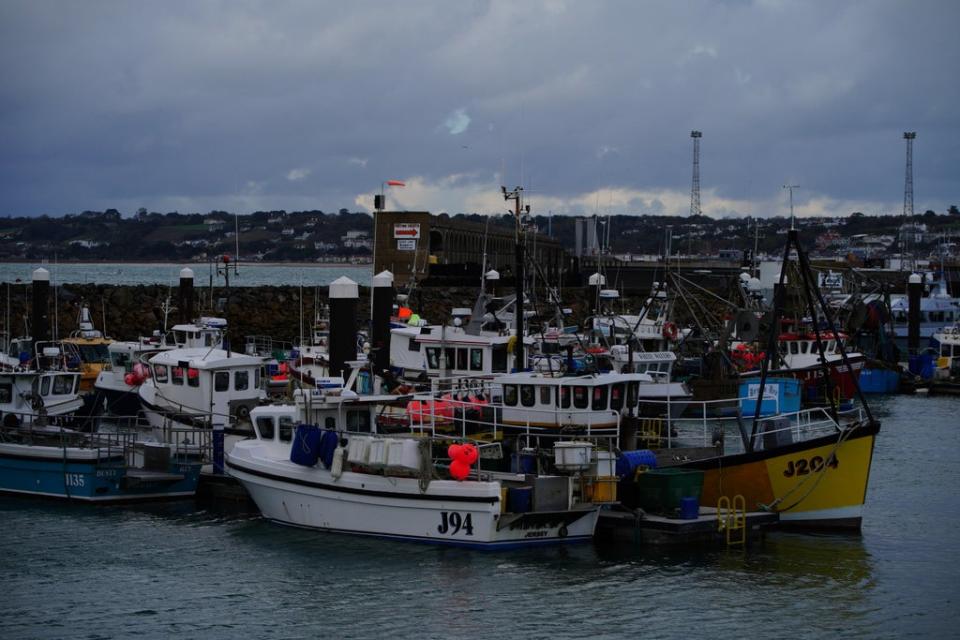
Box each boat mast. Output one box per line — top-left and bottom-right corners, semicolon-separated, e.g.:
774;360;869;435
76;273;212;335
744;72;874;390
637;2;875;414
503;185;526;369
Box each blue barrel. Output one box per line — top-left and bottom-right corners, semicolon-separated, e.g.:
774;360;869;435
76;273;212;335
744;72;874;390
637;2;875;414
616;450;658;478
679;496;700;520
290;424;321;466
507;486;532;513
511;451;536;474
318;430;339;469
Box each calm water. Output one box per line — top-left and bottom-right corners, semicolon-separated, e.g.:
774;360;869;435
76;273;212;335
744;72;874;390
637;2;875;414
0;262;371;287
2;394;958;639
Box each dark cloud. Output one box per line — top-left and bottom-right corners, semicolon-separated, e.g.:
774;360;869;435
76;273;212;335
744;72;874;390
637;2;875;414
1;0;957;218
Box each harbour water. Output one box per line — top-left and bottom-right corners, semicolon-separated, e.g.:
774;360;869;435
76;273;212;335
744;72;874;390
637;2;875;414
2;394;957;639
0;262;371;287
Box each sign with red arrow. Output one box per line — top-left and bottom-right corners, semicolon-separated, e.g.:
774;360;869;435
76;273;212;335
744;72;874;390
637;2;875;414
393;223;421;239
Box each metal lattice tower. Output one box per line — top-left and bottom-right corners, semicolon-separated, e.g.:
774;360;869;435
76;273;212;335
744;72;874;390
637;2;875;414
902;131;916;271
689;131;702;217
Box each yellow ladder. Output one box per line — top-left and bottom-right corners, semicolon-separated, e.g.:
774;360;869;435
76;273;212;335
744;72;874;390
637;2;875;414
638;418;662;449
717;494;747;546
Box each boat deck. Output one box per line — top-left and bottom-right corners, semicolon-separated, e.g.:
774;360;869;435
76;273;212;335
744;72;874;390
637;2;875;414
596;505;779;545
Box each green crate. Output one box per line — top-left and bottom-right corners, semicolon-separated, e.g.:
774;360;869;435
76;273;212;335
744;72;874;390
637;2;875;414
633;468;704;512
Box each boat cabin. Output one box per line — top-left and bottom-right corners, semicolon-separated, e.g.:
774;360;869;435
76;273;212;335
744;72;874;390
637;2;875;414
390;324;533;379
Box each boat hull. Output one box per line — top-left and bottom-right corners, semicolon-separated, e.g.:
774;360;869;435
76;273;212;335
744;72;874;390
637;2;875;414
679;420;879;530
0;443;201;502
227;452;598;549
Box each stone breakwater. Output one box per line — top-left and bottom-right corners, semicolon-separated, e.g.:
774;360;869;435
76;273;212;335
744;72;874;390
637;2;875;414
6;283;634;344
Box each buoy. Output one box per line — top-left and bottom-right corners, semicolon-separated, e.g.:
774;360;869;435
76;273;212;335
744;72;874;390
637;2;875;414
662;322;679;341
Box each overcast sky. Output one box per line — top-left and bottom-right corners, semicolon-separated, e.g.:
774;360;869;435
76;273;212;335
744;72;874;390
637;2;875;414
1;0;957;219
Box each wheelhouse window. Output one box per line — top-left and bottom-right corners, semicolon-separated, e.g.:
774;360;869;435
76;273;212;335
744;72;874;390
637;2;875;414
426;347;440;369
408;338;421;352
457;348;468;371
171;366;184;386
558;386;571;409
789;342;799;355
573;386;588;409
503;384;518;406
235;370;249;391
0;383;11;404
111;352;131;370
611;383;625;410
444;348;455;369
154;364;168;384
255;416;275;440
188;368;200;387
492;345;507;373
53;375;73;395
592;385;608;410
539;386;552;405
254;368;261;389
215;371;229;392
628;382;639;407
278;416;294;442
520;385;535;407
470;348;483;371
347;410;371;433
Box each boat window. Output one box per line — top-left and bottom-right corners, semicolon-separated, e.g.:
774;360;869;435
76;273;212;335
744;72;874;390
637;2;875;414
0;383;11;404
800;342;809;354
205;333;214;347
53;374;72;395
539;385;552;405
503;384;518;406
426;347;440;369
278;416;294;442
611;383;625;410
592;385;608;410
155;364;168;383
457;348;468;371
558;386;571;409
188;368;200;387
520;385;535;407
789;342;799;355
573;386;588;409
215;371;229;392
171;366;184;386
74;376;81;394
408;338;421;352
470;348;483;371
111;351;131;370
444;348;455;370
235;370;249;391
347;410;371;433
627;382;639;407
254;368;261;389
256;416;275;440
492;345;507;373
40;376;51;396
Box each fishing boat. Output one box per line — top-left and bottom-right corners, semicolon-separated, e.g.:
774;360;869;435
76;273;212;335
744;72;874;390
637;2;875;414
137;347;265;444
889;271;960;348
628;228;881;530
60;303;112;393
95;316;227;415
1;340;85;426
0;417;206;501
226;373;613;549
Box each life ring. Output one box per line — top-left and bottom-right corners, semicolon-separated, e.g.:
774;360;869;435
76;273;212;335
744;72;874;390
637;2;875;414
662;322;679;341
236;404;251;420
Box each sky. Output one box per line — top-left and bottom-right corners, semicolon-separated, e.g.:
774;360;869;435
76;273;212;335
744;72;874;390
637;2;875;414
1;0;958;220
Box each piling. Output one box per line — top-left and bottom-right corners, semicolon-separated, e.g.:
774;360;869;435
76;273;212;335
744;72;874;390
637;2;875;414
179;267;195;324
31;267;50;343
329;276;359;377
371;270;394;373
908;273;922;355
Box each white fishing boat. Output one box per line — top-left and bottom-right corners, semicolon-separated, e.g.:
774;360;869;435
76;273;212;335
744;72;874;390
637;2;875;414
137;347;265;447
227;372;614;549
0;340;84;426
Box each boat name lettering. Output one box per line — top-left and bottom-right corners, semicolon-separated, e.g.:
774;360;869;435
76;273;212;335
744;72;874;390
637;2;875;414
437;511;474;536
65;473;85;487
96;470;119;478
783;455;838;478
524;530;548;539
